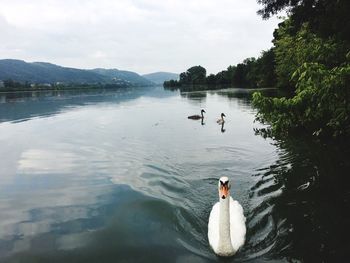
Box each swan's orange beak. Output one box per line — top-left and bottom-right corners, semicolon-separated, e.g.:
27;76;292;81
220;185;229;199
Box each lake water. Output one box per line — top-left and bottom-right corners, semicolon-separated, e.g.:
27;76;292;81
0;87;349;262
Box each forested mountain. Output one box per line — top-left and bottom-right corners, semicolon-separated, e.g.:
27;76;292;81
91;68;153;86
142;72;179;84
0;59;153;86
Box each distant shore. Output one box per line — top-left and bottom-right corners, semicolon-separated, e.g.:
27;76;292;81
0;83;140;94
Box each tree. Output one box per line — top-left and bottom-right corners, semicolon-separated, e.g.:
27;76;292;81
273;19;347;89
206;74;217;86
252;0;350;139
178;65;206;85
164;65;207;90
253;58;350;138
254;48;276;88
187;65;207;84
233;63;247;87
226;66;236;86
215;70;230;85
179;72;190;84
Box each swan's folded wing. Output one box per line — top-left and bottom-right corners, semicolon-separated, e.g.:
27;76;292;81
208;202;220;251
229;198;246;252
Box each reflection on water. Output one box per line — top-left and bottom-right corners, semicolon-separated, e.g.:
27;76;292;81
0;87;349;262
246;140;350;262
181;91;207;101
0;87;172;123
220;122;226;133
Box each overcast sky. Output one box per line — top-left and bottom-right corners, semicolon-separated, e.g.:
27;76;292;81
0;0;281;74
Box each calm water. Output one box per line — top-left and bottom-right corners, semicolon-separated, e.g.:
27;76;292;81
0;87;349;262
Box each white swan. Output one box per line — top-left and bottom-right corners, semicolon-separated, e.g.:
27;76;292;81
208;176;246;257
217;113;226;125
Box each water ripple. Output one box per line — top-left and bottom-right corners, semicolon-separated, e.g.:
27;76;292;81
2;88;349;262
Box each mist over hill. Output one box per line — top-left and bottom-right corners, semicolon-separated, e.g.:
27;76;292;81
91;68;153;86
142;72;179;84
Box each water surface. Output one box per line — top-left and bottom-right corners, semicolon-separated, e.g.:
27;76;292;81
0;87;349;262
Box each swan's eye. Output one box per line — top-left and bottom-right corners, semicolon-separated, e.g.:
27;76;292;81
220;180;223;185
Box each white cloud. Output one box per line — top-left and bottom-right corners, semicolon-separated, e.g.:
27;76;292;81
91;50;108;59
0;0;281;74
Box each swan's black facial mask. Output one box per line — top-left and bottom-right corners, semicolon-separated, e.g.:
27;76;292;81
220;180;229;187
219;180;229;199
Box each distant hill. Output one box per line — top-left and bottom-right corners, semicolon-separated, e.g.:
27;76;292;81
0;59;153;86
91;68;153;86
142;72;179;84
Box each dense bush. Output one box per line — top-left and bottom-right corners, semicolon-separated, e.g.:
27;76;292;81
253;38;350;138
252;0;350;140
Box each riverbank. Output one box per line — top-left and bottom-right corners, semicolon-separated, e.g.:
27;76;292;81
0;83;138;94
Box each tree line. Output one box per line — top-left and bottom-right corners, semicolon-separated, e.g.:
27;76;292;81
164;49;276;90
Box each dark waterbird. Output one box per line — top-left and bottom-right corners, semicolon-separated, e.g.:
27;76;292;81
188;109;205;120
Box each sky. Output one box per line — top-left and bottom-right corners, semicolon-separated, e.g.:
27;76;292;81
0;0;282;75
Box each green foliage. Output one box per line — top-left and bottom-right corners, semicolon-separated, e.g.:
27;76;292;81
164;65;207;89
253;10;350;140
164;66;205;89
164;51;276;90
163;79;181;90
273;20;347;89
253;0;350;140
253;59;350;138
179;65;207;85
206;74;217;86
255;49;276;88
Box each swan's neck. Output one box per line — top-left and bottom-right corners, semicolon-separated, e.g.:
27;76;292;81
201;112;204;118
218;196;233;255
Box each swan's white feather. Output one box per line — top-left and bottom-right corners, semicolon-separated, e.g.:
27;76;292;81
208;197;246;255
208;202;220;251
229;197;246;251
